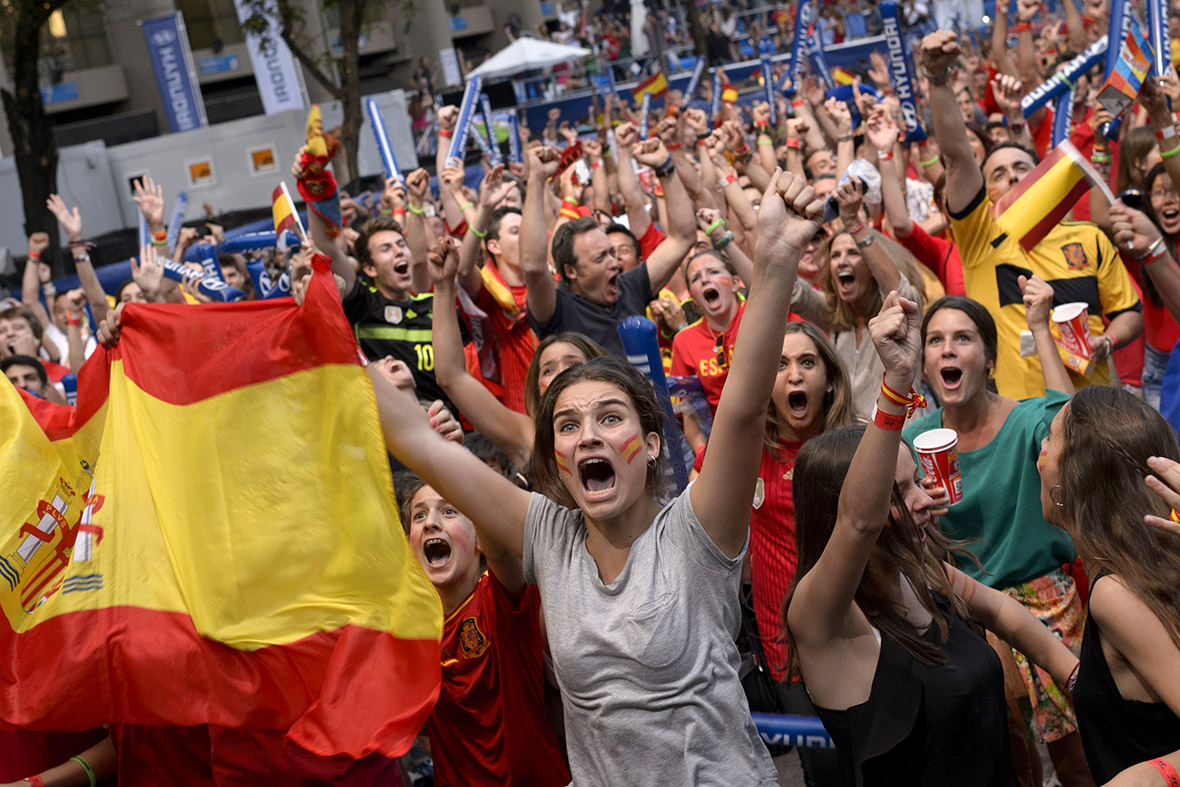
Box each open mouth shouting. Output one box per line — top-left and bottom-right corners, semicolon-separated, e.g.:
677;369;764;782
422;536;453;569
394;259;411;278
605;271;620;299
578;457;618;499
701;284;721;308
835;269;857;298
1162;207;1180;232
787;390;809;420
939;366;964;391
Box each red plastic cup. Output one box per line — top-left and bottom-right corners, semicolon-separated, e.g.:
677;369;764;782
913;428;963;505
1051;302;1092;360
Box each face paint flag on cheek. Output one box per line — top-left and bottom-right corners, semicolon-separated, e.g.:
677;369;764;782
555;450;573;476
621;434;643;464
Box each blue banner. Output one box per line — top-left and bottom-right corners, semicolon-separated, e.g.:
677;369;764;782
1051;90;1074;147
805;33;835;90
881;1;927;143
761;56;777;126
1021;35;1107;117
711;68;724;121
505;111;522;163
479;93;502;166
784;0;814;97
142;14;206;133
682;58;706;103
1148;0;1170;77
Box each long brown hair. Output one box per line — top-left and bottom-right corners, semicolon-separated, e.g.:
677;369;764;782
764;322;856;453
783;426;969;676
816;229;926;333
530;356;667;509
1058;386;1180;649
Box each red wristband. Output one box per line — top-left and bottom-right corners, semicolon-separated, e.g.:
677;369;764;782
393;208;406;217
1010;22;1032;32
28;776;45;787
28;251;40;260
791;99;806;108
591;159;603;168
723;170;738;186
785;138;801;149
872;404;906;431
438;128;453;138
67;316;82;327
754;120;768;129
1149;759;1180;787
559;208;580;220
665;142;682;151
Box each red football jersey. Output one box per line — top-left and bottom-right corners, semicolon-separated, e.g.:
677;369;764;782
670;302;747;411
429;572;570;787
748;442;803;682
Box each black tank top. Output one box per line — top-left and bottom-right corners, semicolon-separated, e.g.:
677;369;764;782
1073;575;1180;783
813;594;1017;787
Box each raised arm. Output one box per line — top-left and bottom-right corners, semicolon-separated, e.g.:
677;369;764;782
294;148;355;293
788;292;923;643
427;238;535;469
868;109;914;239
946;564;1078;687
835;177;901;296
1020;274;1075;395
521;145;561;324
691;170;822;558
456;165;516;299
922;31;985;215
630;137;696;294
613;121;654;240
21;232;53;329
1111;202;1180;324
46;194;109;323
990;0;1019;78
370;358;532;559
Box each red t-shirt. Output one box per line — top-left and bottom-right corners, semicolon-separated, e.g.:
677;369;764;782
472;262;537;415
637;221;665;262
1123;249;1180;354
749;443;803;682
670;303;747;412
429;572;569;787
897;220;965;296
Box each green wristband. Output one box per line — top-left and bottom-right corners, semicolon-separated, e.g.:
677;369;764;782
705;218;728;237
71;755;97;787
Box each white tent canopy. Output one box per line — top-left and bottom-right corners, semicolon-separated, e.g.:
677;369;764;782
466;37;591;80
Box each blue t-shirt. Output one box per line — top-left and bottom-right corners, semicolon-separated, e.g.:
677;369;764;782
904;390;1077;588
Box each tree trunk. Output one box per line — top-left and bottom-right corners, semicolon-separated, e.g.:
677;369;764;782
335;0;364;188
2;2;64;274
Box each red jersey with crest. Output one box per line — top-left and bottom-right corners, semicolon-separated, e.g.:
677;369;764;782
472;261;536;415
429;571;569;787
670;303;747;412
748;442;803;683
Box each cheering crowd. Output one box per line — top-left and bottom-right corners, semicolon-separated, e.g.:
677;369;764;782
7;0;1180;783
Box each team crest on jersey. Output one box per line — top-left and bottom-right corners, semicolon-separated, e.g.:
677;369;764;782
384;306;403;324
752;477;765;510
458;616;489;658
1061;243;1089;271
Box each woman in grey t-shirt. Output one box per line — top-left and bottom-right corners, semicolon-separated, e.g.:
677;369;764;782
369;173;826;785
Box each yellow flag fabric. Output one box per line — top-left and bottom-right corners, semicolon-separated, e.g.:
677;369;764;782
0;259;441;760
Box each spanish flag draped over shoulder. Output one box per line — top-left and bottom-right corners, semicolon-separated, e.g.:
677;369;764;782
631;69;668;102
0;259;441;760
993;140;1114;252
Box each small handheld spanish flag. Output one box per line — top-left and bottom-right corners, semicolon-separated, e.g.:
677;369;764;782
631;69;668;103
993;141;1114;252
272;181;305;248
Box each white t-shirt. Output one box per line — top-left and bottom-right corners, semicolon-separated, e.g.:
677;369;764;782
523;487;778;786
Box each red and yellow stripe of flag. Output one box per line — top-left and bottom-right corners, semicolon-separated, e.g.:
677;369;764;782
632;70;668;102
993;141;1113;252
622;434;642;463
555;450;573;476
0;258;441;760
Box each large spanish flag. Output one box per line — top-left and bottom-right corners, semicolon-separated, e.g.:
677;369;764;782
993;140;1114;252
0;259;441;760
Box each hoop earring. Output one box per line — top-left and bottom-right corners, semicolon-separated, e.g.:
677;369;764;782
647;455;657;468
1049;485;1065;509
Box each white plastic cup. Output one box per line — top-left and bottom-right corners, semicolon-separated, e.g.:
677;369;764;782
913;428;963;505
1051;302;1092;360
